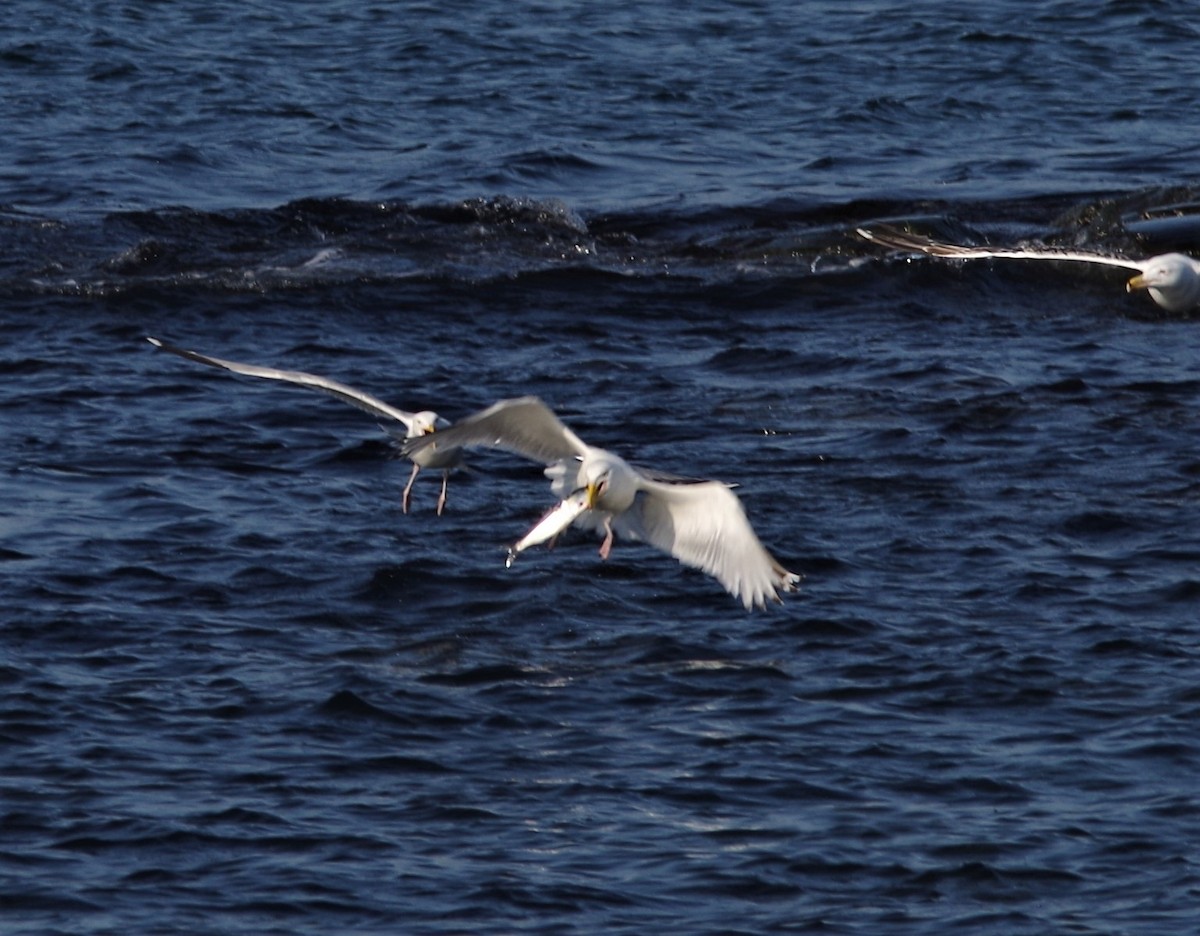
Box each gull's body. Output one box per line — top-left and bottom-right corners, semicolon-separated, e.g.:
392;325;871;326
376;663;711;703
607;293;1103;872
858;224;1200;313
402;396;800;610
146;337;461;513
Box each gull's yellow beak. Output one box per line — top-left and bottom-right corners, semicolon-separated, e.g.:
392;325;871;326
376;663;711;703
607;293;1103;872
1127;273;1147;293
423;425;437;435
585;481;600;509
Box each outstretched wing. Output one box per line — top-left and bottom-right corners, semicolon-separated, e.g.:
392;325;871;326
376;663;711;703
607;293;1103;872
857;224;1144;272
147;336;420;431
621;475;800;611
401;396;588;466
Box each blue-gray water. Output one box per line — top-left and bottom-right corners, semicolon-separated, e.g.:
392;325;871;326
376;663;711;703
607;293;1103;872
4;2;1200;934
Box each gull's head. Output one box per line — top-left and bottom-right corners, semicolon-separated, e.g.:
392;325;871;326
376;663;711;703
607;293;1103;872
408;410;443;438
580;457;608;509
578;450;636;511
1127;253;1200;313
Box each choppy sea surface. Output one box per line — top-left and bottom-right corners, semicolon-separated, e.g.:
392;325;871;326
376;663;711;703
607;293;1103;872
5;2;1200;933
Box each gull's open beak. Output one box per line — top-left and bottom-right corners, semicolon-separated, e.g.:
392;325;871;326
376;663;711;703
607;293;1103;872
423;425;437;435
1127;273;1147;293
584;482;599;509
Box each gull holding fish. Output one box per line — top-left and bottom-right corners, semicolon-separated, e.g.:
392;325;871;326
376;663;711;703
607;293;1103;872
403;396;800;610
858;223;1200;313
146;337;461;514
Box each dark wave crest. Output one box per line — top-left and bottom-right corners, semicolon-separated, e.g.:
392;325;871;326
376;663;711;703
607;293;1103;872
6;187;1200;300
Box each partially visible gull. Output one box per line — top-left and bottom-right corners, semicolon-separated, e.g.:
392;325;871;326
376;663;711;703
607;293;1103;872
146;337;460;514
858;223;1200;313
402;395;800;610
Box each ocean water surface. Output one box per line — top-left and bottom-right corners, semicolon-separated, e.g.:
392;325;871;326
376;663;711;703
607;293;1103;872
4;2;1200;933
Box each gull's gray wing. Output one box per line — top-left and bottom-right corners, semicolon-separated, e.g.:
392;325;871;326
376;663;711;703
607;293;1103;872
401;396;588;466
620;474;801;611
858;224;1144;272
147;336;419;430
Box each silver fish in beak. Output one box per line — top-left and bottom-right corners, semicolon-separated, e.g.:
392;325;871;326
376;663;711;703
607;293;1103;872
504;489;591;569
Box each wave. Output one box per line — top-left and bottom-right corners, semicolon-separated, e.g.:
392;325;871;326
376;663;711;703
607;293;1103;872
3;186;1200;299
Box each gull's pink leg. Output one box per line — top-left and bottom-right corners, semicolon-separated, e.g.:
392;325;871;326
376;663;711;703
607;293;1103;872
402;462;420;514
598;517;614;560
435;471;449;516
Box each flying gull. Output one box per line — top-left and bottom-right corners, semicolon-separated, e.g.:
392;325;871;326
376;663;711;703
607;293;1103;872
402;395;801;610
858;223;1200;313
146;337;460;513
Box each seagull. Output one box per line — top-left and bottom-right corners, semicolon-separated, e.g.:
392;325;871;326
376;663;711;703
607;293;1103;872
146;337;461;514
857;223;1200;313
401;395;801;610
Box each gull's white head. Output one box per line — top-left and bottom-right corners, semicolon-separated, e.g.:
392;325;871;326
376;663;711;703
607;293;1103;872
408;410;444;439
1127;253;1200;313
579;450;637;512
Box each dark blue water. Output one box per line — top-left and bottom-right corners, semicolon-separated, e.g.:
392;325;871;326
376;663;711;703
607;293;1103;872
5;2;1200;934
